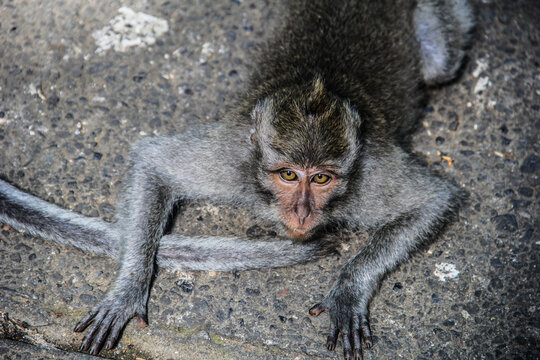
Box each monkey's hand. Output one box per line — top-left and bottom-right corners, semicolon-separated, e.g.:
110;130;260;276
309;271;373;360
74;290;148;355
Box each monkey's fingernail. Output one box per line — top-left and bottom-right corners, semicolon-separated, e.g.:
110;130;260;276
308;303;327;316
365;337;373;349
136;315;148;328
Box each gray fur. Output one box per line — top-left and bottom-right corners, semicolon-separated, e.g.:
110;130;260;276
0;0;472;357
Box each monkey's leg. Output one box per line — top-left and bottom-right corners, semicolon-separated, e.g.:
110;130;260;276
74;160;176;355
310;151;462;360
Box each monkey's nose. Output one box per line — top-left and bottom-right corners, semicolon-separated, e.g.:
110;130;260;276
295;205;311;225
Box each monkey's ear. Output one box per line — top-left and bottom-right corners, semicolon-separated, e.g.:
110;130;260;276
250;99;283;164
251;98;277;141
343;101;362;128
249;128;256;145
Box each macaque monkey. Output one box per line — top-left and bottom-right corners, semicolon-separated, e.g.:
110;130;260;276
0;0;473;358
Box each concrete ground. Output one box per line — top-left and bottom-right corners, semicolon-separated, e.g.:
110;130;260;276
0;0;538;359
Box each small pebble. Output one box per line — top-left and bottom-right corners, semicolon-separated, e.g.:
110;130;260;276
517;187;533;197
491;214;518;233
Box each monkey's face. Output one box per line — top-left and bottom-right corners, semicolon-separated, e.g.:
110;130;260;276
251;77;362;237
266;164;342;238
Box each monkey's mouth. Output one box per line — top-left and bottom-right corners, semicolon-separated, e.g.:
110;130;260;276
284;225;312;239
278;210;318;239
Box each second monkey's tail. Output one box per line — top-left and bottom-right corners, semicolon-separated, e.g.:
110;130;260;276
0;179;327;271
157;234;328;271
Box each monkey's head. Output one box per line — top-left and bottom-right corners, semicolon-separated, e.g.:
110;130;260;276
251;77;362;238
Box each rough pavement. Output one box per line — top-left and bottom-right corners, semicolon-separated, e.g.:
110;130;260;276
0;0;538;359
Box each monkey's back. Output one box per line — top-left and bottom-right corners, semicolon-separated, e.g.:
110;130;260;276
245;0;425;137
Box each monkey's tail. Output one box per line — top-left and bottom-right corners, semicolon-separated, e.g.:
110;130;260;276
0;179;119;257
157;235;329;271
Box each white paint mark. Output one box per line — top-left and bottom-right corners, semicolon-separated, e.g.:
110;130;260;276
474;76;490;94
472;58;488;78
93;7;168;54
434;262;460;282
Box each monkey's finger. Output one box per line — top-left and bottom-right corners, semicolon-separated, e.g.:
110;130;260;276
341;328;353;360
88;314;116;355
80;325;101;352
74;310;98;332
104;317;127;350
309;302;328;316
79;310;107;352
359;314;373;349
352;325;363;360
326;322;339;351
136;313;148;328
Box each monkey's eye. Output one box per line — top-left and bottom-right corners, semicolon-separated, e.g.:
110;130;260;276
280;170;298;181
312;173;330;184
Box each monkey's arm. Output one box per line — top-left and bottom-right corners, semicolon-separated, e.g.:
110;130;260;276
74;147;178;354
71;130;245;353
310;142;462;359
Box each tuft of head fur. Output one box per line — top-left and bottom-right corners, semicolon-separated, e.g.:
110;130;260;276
251;76;361;171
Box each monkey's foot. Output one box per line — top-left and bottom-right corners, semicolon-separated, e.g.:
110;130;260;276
309;296;373;360
74;293;147;355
